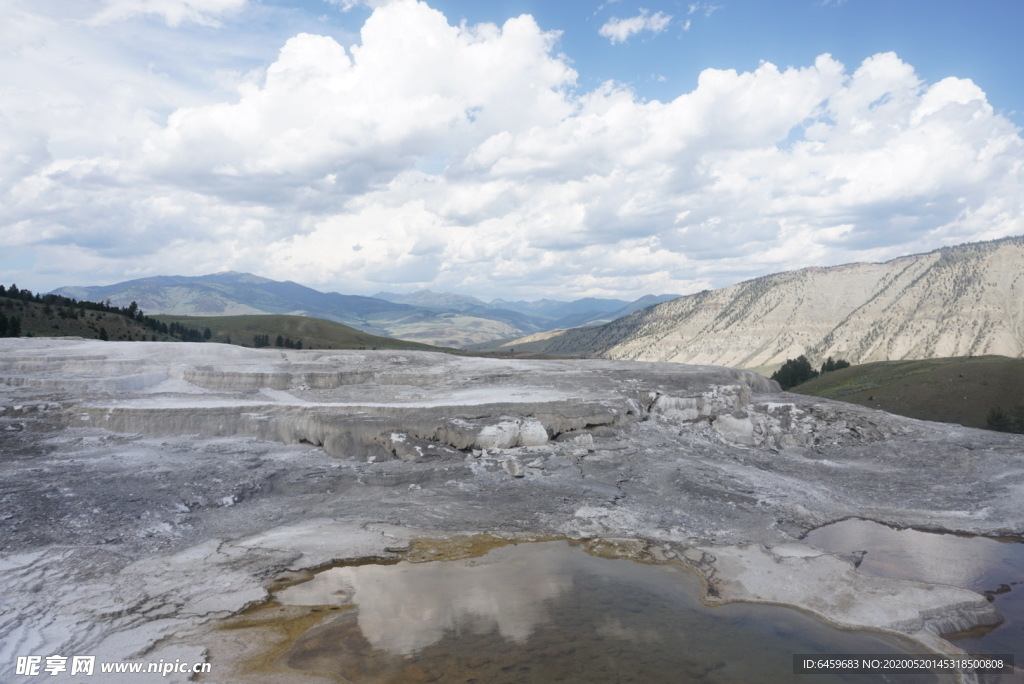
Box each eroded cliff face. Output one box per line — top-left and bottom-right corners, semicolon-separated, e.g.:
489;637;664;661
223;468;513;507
510;237;1024;372
1;339;1021;682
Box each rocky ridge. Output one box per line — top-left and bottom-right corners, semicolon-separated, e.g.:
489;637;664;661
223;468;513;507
498;236;1024;373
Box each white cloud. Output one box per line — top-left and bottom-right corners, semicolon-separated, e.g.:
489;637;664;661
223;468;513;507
226;46;1023;297
687;3;723;18
599;9;672;44
2;1;1023;300
326;0;397;9
90;0;247;27
137;1;576;201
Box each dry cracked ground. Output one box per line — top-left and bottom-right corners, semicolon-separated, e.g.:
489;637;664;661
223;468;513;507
1;339;1022;683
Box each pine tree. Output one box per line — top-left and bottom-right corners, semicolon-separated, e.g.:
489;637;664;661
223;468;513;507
820;357;851;374
771;355;819;390
987;407;1010;431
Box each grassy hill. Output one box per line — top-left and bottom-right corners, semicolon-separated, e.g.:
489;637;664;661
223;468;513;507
153;314;447;352
792;355;1024;431
1;295;181;341
1;290;450;353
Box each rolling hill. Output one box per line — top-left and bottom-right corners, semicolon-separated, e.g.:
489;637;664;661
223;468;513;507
0;289;448;353
153;314;446;352
52;273;677;348
54;272;417;323
792;355;1024;431
1;294;182;342
52;272;538;346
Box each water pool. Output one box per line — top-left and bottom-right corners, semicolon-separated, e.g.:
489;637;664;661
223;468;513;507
254;539;954;683
805;518;1023;683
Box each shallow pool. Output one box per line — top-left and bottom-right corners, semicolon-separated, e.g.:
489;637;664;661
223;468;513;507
804;518;1023;682
264;539;952;683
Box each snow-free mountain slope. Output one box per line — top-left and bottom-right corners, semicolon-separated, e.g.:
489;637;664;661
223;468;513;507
52;274;678;348
494;237;1024;372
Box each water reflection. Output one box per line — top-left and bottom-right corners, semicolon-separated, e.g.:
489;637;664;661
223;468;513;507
804;519;1019;591
273;541;953;683
277;542;571;654
804;519;1023;679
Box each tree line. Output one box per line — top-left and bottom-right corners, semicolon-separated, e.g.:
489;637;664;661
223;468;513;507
771;355;850;390
252;333;304;349
0;284;208;342
1;284;326;352
0;311;22;337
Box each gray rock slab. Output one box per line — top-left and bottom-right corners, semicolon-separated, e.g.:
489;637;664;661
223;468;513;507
1;339;1022;682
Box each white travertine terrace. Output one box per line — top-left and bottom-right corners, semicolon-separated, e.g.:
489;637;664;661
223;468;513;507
1;339;1021;683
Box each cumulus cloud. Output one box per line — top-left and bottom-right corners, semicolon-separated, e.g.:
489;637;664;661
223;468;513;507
599;9;672;44
137;2;575;203
90;0;247;27
2;1;1023;300
214;44;1024;297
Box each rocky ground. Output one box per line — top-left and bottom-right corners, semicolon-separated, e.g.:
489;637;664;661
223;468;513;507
1;339;1022;682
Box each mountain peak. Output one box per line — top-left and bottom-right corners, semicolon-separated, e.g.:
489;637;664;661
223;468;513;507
204;271;274;284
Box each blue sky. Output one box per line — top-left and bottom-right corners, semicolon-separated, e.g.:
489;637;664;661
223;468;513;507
233;0;1024;125
1;0;1022;300
373;1;1024;123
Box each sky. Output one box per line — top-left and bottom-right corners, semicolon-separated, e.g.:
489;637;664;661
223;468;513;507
2;0;1023;301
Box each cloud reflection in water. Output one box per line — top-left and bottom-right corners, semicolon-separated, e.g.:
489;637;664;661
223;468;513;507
276;542;571;655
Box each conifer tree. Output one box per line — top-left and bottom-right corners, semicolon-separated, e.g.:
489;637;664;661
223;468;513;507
771;355;818;390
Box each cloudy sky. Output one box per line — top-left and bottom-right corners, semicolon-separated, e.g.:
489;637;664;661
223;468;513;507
2;0;1023;300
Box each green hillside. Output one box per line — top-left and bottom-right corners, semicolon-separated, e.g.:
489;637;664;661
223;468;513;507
792;355;1024;431
1;285;449;353
1;294;182;341
154;314;448;352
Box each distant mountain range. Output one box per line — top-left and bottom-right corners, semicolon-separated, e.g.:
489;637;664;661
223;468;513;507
51;274;678;348
373;289;680;331
488;236;1024;373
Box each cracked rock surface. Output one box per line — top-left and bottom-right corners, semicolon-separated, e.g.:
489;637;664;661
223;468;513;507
1;339;1022;682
